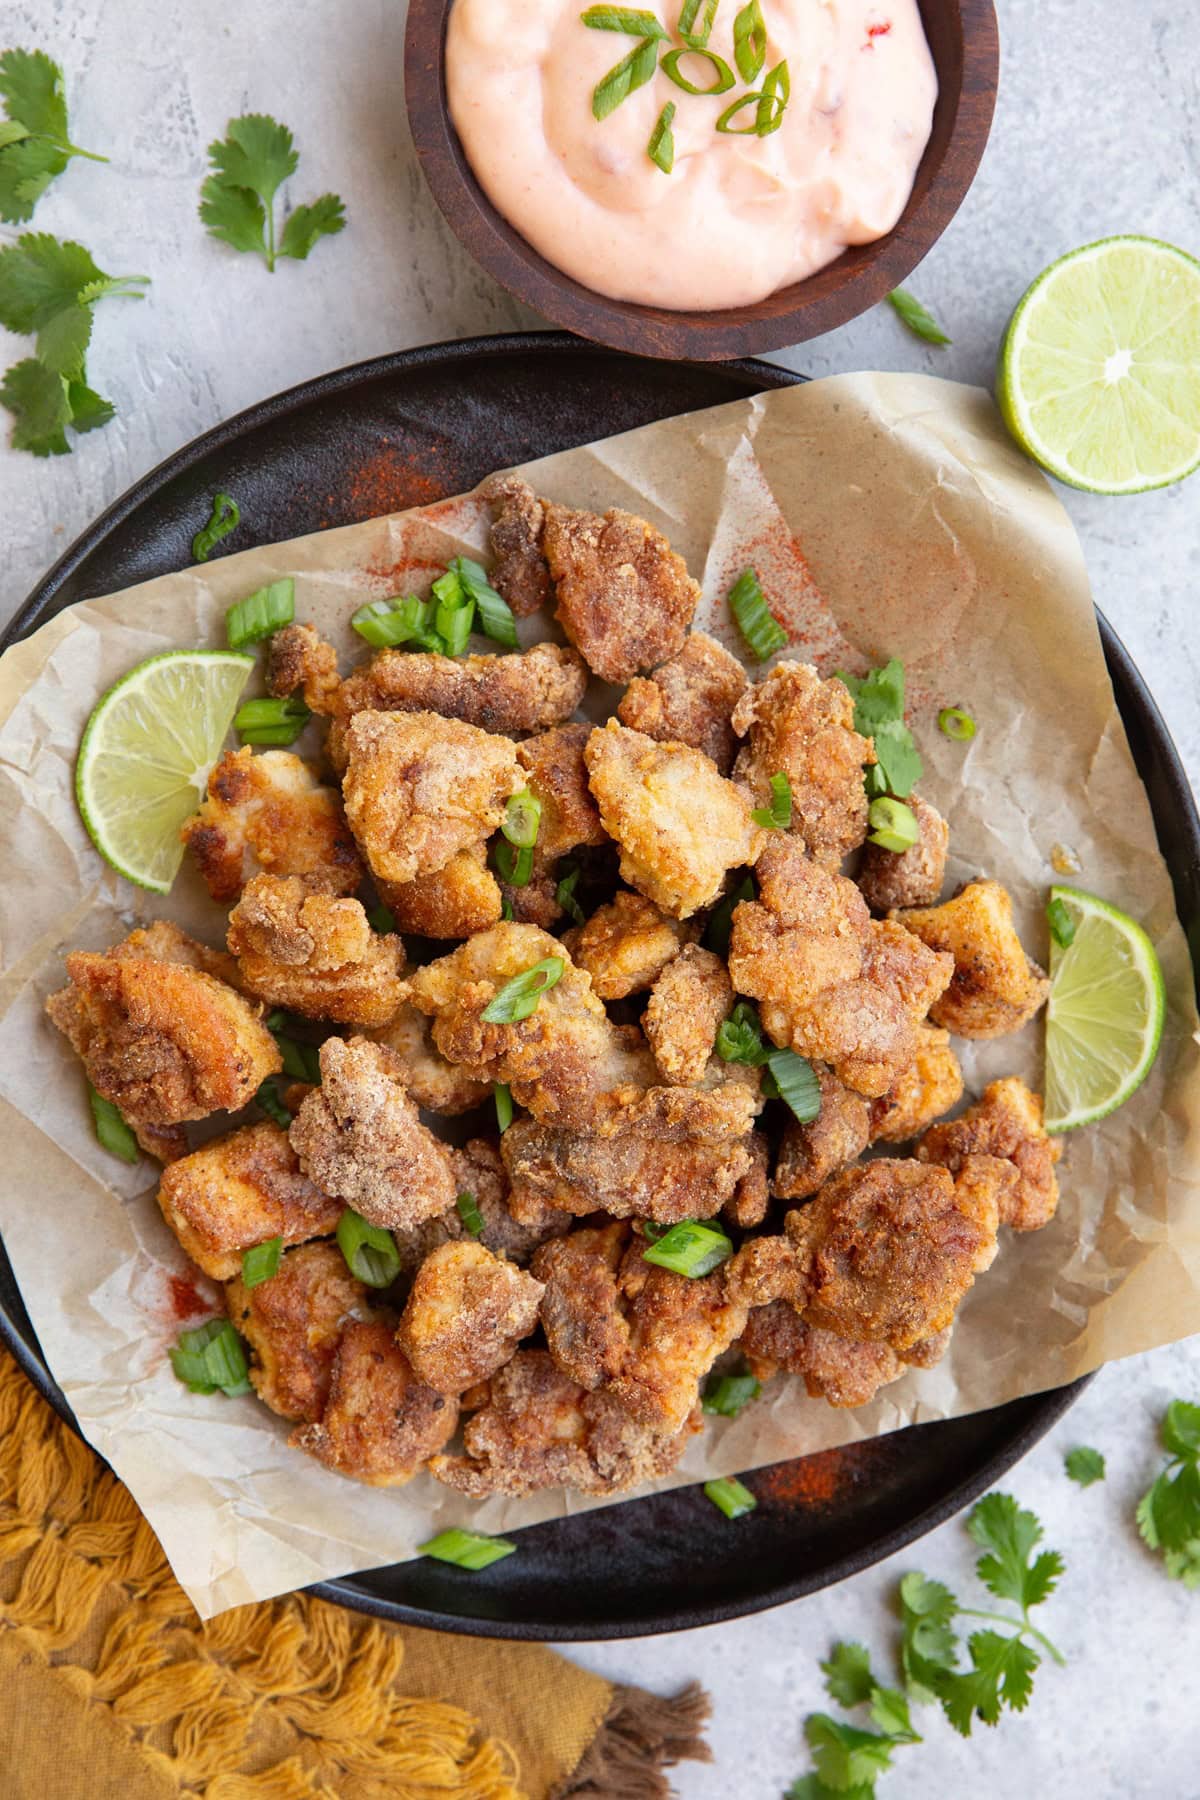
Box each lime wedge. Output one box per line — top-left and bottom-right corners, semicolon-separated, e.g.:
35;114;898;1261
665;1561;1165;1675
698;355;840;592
76;650;254;893
1044;885;1165;1132
997;236;1200;494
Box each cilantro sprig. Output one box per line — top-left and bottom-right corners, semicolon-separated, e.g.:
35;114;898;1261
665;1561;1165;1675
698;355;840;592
200;114;345;271
1137;1398;1200;1587
836;657;924;801
0;48;106;224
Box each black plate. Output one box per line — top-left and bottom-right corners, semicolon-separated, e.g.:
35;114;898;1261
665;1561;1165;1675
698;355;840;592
4;333;1198;1642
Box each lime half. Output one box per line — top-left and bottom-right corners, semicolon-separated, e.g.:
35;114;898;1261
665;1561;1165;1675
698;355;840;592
998;236;1200;494
76;650;253;893
1044;885;1165;1132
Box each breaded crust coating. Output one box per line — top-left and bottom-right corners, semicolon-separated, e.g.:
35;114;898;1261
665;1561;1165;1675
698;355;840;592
723;1131;771;1228
227;874;406;1027
225;1241;368;1421
563;889;692;999
266;622;342;714
917;1077;1062;1231
113;919;242;988
182;747;363;904
740;1301;905;1406
732;663;874;867
585;720;763;919
611;1246;748;1435
516;723;607;861
157;1121;341;1279
773;1070;871;1201
293;1320;457;1486
895;879;1050;1039
501;1114;755;1224
397;1240;543;1393
618;631;750;774
450;1137;570;1263
483;474;552;618
378;844;503;940
542;503;700;684
289;1036;457;1231
643;944;732;1086
856;793;948;913
869;1024;963;1143
532;1223;631;1389
368;1001;491;1115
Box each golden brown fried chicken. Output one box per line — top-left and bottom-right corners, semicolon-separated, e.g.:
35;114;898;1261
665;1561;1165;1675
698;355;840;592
289;1036;457;1231
293;1320;457;1486
367;1001;491;1115
498;865;564;929
618;631;751;774
391;1137;571;1270
542;503;700;684
585;721;763;919
112;919;242;987
869;1025;963;1144
614;1056;763;1139
224;1241;369;1422
563;889;692;999
428;1350;695;1498
181;748;363;904
740;1302;905;1406
266;622;342;714
533;1223;631;1388
857;794;949;913
397;1240;543;1393
896;879;1050;1039
612;1245;748;1435
773;1070;871;1201
501;1113;757;1225
724;1131;771;1228
643;944;732;1086
729;838;953;1098
377;844;503;939
516;723;607;862
227;874;406;1027
731;663;874;867
917;1077;1062;1231
157;1122;341;1280
483;473;552;617
341;709;520;888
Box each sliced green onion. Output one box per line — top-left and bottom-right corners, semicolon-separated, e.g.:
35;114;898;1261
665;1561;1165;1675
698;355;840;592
447;556;519;650
763;1048;821;1123
641;1219;672;1241
703;1372;762;1417
350;594;438;650
555;863;586;925
226;577;295;651
757;57;789;132
501;897;515;921
593;34;661;119
234;694;311;746
367;902;396;933
662;46;734;93
502;790;542;850
938;705;976;741
170;1318;252;1397
678;0;719;46
1046;895;1076;949
88;1083;140;1163
494;838;535;887
336;1208;401;1288
494;1082;514;1132
716;999;769;1066
751;770;792;831
647;101;676;173
481;957;565;1024
581;5;669;35
456;1190;485;1236
732;0;766;81
642;1220;732;1278
266;1012;322;1084
728;567;787;660
430;569;476;656
867;796;918;853
704;874;755;956
704;1476;757;1519
418;1527;517;1570
241;1236;283;1288
256;1078;293;1129
887;287;952;347
192;490;239;563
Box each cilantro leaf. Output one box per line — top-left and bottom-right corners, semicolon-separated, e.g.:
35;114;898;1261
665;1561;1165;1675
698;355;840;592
936;1629;1039;1735
279;193;346;261
1162;1399;1200;1461
968;1492;1064;1610
0;356;71;454
0;233;105;332
201;113;345;271
868;1685;920;1742
820;1642;874;1708
0;135;65;222
66;375;115;434
804;1714;895;1789
837;658;906;731
36;302;91;378
199;177;268;257
0;49;106;222
899;1569;958;1697
836;658;923;799
0;49;69;142
209;112;297;202
786;1778;875;1800
1064;1446;1106;1487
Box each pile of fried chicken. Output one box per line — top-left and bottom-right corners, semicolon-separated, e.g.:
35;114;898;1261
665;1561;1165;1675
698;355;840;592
46;476;1060;1496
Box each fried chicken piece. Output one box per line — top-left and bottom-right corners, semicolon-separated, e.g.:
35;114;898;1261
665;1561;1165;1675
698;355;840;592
112;919;241;988
266;622;342;714
612;1247;748;1435
392;1137;571;1271
895;879;1050;1039
397;1240;543;1394
618;631;750;774
585;721;763;919
724;1131;770;1228
227;874;405;1027
643;944;732;1086
533;1223;631;1388
289;1036;457;1231
731;663;874;867
773;1070;871;1201
740;1303;904;1406
563;889;692;999
157;1122;341;1279
542;503;700;684
182;748;363;904
326;643;588;770
856;794;949;913
224;1241;369;1422
428;1350;694;1498
367;1001;491;1114
47;943;280;1156
516;723;606;861
613;1055;763;1139
483;473;552;618
377;844;503;939
498;865;563;929
501;1113;756;1224
917;1077;1062;1231
869;1025;963;1143
293;1320;457;1487
728;837;953;1097
342;709;520;888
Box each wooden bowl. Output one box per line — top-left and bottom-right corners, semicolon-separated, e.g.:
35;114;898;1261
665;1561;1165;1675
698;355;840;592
405;0;999;361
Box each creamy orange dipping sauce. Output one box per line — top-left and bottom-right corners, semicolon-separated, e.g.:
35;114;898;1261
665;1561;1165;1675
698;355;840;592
445;0;938;311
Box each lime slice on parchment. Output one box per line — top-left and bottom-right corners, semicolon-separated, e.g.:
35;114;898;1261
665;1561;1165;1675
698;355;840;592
76;650;253;893
1044;885;1166;1132
997;236;1200;494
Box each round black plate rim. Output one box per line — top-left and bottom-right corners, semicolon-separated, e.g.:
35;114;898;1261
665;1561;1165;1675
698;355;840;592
2;329;1194;1642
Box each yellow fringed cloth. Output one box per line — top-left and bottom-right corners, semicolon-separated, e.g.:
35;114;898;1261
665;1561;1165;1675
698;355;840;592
0;1351;710;1799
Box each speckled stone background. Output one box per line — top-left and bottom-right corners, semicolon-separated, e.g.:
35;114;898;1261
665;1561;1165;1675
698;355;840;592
3;1;1199;1793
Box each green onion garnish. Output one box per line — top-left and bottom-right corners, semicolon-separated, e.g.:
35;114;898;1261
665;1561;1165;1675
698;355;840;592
715;999;769;1066
418;1527;517;1570
226;577;295;651
836;658;923;799
192;490;240;563
336;1207;401;1288
502;790;542;850
170;1318;253;1397
867;796;918;852
88;1083;140;1163
642;1219;732;1278
234;694;311;746
581;4;669;34
555;863;586;925
494;838;535;887
265;1012;322;1084
938;705;976;741
887;287;952;347
431;569;476;656
757;57;789;132
501;897;515;921
481;957;565;1024
1046;895;1076;949
446;557;519;650
494;1082;514;1132
241;1236;283;1288
704;1476;757;1519
350;594;439;650
367;902;396;933
593;35;661;119
703;1371;762;1416
648;101;676;173
662;45;734;93
732;0;766;81
751;770;792;830
728;567;787;660
763;1048;821;1123
456;1190;485;1236
678;0;719;46
256;1077;293;1129
704;874;755;956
